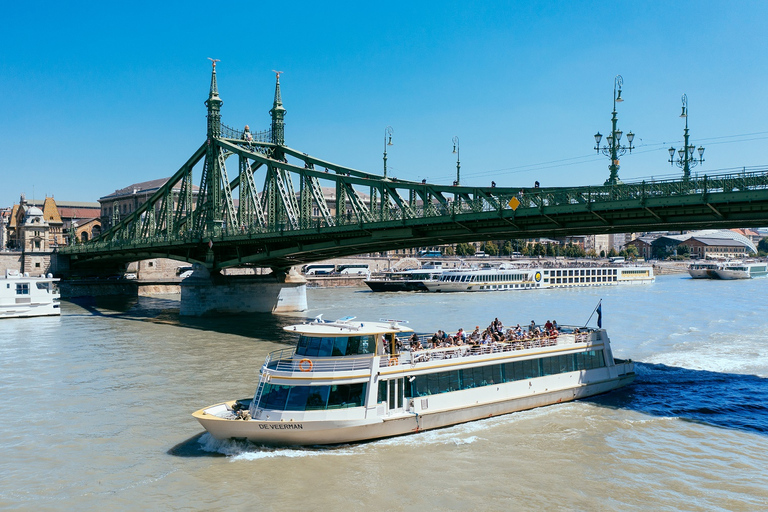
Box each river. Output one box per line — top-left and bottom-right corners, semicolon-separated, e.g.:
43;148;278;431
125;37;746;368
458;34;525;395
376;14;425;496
1;274;766;511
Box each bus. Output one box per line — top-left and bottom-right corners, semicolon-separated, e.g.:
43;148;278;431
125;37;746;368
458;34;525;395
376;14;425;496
608;257;626;263
301;264;336;275
337;264;369;275
418;250;442;258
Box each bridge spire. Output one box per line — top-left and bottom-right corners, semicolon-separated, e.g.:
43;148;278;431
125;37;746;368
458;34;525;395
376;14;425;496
270;70;286;145
205;58;222;138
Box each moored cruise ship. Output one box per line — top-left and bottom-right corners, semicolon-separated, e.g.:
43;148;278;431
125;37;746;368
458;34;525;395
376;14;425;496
193;315;635;445
687;260;726;279
712;261;768;280
424;265;654;292
364;263;446;292
0;270;60;319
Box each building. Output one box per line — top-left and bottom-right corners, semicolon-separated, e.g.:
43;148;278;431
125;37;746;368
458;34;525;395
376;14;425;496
649;229;756;259
679;237;750;259
98;178;201;230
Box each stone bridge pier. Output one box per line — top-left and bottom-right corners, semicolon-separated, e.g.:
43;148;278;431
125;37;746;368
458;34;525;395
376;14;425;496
179;265;307;316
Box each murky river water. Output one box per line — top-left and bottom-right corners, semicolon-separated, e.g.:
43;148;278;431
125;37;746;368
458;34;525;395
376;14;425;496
1;275;767;511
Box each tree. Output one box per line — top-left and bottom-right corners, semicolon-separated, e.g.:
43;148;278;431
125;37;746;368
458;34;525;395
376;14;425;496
443;245;455;256
501;241;513;256
455;243;475;256
600;250;606;258
758;236;768;255
482;241;499;256
677;244;690;256
607;248;618;258
533;243;545;257
625;245;639;260
587;249;598;259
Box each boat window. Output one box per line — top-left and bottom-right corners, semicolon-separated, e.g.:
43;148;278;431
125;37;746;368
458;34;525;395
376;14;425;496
258;383;366;411
404;350;606;399
16;283;30;295
296;335;374;356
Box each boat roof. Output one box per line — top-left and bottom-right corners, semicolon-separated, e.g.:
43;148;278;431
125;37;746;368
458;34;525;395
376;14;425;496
284;316;414;336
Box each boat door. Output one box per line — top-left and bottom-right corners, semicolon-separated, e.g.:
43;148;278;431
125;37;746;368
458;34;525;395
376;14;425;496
385;378;405;415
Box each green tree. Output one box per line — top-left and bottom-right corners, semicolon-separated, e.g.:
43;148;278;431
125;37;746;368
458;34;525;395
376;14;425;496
482;241;499;256
533;243;545;257
587;249;598;259
600;250;606;258
757;236;768;255
607;248;618;258
501;241;513;256
456;243;475;256
522;245;531;256
677;244;690;256
442;245;455;256
625;245;639;260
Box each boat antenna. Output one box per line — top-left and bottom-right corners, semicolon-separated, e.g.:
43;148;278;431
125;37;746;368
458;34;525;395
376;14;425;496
583;299;603;328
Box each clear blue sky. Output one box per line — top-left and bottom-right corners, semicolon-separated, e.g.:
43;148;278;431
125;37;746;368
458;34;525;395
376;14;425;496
2;1;768;208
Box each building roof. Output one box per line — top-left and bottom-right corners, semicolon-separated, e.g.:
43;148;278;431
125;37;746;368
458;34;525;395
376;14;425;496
99;178;199;202
41;197;62;224
685;237;746;247
29;199;100;209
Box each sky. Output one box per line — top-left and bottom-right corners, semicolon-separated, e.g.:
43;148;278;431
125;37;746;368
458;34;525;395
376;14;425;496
2;1;768;208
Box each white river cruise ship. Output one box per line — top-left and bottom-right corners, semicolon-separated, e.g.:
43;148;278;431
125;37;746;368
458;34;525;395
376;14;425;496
0;270;60;319
193;315;634;445
424;265;654;292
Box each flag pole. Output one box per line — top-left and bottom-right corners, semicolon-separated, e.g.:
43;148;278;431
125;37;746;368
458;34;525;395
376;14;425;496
583;298;602;328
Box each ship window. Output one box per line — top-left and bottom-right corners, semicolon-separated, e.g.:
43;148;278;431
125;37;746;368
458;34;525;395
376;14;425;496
259;383;366;411
332;337;349;356
16;283;29;295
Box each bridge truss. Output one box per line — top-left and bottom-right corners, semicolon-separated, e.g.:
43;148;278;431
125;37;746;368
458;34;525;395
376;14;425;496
61;65;768;271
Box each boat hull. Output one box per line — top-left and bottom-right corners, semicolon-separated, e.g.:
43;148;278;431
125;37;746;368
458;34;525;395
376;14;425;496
193;365;634;446
364;280;432;292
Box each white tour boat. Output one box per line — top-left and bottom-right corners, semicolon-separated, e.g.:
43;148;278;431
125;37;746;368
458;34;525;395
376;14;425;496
711;261;768;280
687;260;726;279
0;270;60;319
364;262;446;292
193;315;634;445
424;265;654;292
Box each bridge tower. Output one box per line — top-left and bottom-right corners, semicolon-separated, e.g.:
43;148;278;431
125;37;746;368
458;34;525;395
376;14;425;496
199;59;226;236
270;71;286;146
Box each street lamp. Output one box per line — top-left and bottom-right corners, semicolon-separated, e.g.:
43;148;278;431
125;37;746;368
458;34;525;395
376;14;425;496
668;94;705;180
452;136;460;186
593;75;635;186
383;126;393;178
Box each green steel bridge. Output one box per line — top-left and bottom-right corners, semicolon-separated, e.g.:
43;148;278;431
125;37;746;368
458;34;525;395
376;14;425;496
61;64;768;273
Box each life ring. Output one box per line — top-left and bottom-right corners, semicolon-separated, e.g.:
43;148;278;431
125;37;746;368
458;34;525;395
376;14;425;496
389;357;398;366
299;359;313;372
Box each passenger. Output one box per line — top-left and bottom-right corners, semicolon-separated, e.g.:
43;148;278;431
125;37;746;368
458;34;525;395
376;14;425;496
456;328;466;342
529;320;536;332
552;320;559;329
470;326;481;341
544;320;553;331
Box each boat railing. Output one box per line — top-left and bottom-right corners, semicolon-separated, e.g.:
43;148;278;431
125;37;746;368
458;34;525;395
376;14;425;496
383;327;597;366
263;347;374;372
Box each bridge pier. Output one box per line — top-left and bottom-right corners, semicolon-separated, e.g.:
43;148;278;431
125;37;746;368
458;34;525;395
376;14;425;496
180;266;307;316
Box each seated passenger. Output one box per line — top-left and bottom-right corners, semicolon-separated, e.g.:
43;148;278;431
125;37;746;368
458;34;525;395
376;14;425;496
544;320;553;331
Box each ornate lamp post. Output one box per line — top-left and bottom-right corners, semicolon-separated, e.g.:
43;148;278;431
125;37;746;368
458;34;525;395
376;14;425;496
668;94;705;180
593;75;635;185
383;126;393;178
452;136;460;186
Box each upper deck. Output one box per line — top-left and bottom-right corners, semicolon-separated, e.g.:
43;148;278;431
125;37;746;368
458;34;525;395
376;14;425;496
263;327;603;375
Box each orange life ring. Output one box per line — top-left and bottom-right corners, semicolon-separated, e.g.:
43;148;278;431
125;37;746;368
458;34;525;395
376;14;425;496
299;359;313;372
389;357;398;366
